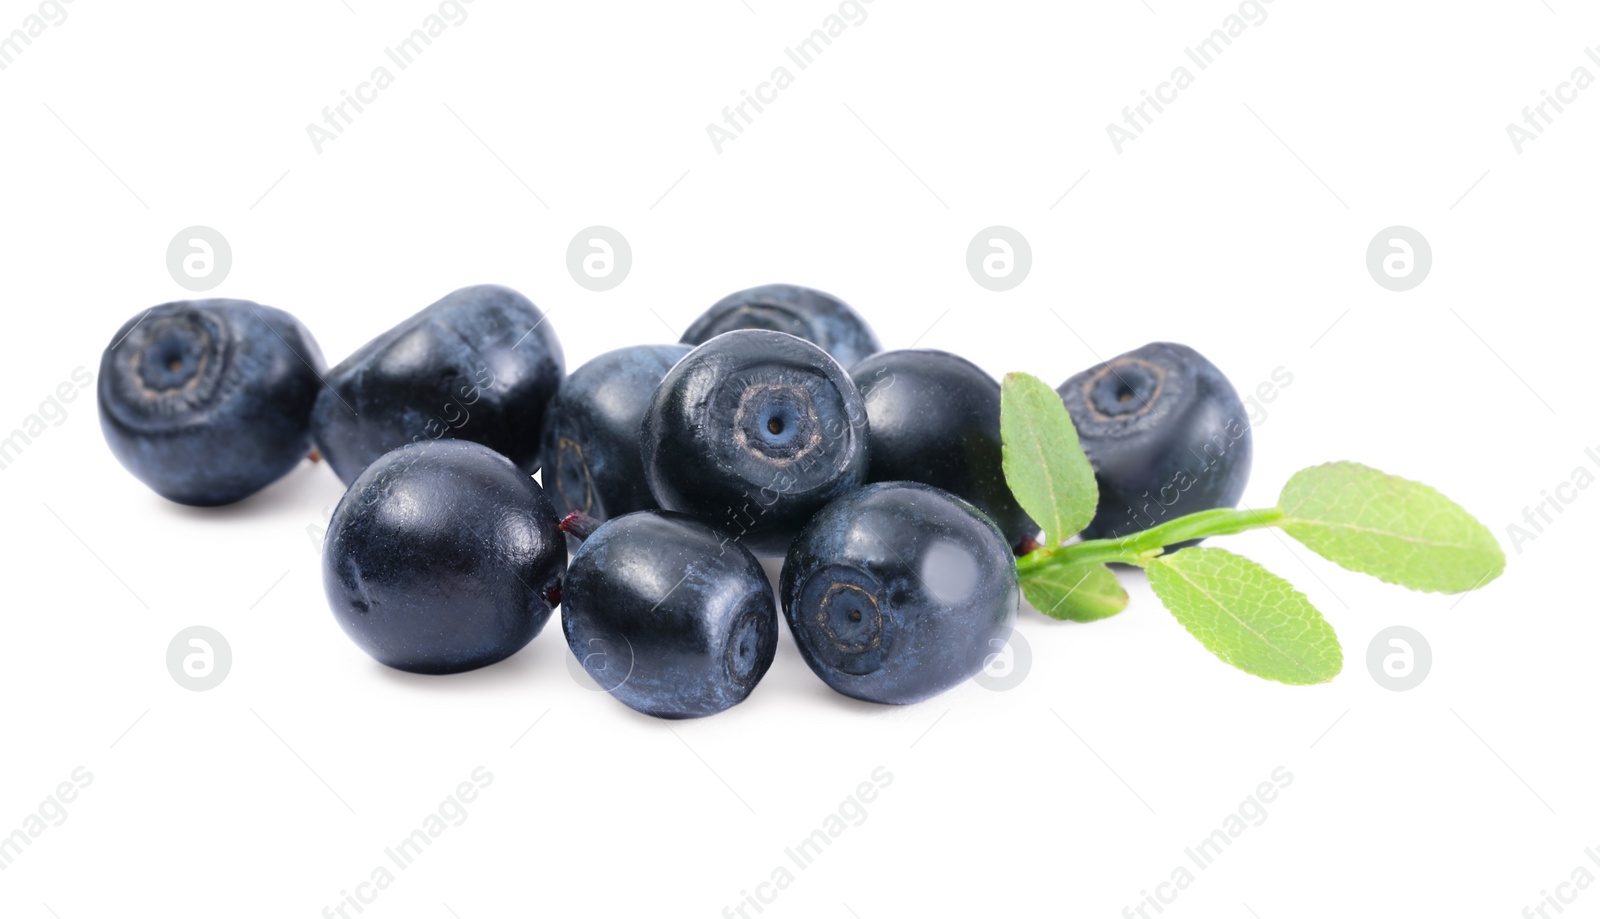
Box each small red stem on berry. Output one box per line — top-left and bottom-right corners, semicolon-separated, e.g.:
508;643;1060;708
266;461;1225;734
1013;535;1042;557
559;511;602;541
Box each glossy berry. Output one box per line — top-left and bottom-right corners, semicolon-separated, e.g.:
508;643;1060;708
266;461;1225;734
312;284;563;485
681;284;881;369
98;299;325;506
562;511;778;719
539;343;692;523
1057;342;1252;541
642;330;870;556
780;482;1019;705
850;349;1037;549
322;439;565;675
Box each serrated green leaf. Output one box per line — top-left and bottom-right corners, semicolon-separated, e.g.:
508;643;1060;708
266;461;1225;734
1021;563;1128;622
1001;372;1098;547
1277;461;1505;594
1147;547;1342;685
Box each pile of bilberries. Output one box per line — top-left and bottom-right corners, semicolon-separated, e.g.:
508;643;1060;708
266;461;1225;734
98;283;1261;718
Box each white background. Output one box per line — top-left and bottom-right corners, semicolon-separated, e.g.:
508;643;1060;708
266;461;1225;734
1;1;1595;917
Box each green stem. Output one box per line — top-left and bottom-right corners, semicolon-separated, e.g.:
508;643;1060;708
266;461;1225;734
1016;506;1285;576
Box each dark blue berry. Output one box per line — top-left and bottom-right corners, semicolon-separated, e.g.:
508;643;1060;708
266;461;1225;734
681;284;881;369
562;511;778;719
850;349;1038;550
539;343;691;523
98;299;325;506
312;284;563;485
780;482;1019;705
642;330;870;556
1057;342;1252;541
322;439;565;675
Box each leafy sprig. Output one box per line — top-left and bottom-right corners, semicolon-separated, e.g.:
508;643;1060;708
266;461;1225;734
1000;372;1505;685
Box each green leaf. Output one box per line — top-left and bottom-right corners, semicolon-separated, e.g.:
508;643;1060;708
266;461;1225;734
1147;547;1342;685
1277;461;1505;594
1021;563;1128;622
1001;372;1098;547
